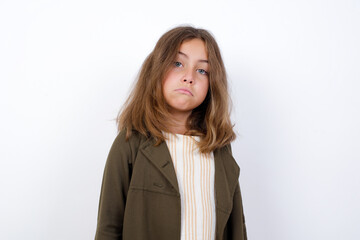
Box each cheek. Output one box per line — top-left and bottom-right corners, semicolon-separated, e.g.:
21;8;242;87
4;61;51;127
200;79;210;99
162;74;171;93
162;71;176;87
162;78;173;104
162;79;170;97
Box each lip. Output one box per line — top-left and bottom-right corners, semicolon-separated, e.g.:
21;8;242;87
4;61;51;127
175;88;193;96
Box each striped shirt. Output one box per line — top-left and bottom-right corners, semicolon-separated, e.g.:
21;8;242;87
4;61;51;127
164;132;216;240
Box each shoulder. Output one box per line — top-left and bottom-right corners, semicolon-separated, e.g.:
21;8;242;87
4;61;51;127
107;129;149;164
112;129;145;147
216;143;240;176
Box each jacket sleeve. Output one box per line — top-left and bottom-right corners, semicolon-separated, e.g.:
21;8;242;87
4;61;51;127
228;181;247;239
95;131;136;240
224;144;248;239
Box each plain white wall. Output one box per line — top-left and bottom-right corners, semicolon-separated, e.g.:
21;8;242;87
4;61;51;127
1;0;359;239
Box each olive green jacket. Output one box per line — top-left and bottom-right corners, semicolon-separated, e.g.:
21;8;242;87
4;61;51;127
95;130;247;240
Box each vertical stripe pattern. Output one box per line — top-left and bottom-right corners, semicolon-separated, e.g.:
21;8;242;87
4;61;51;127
164;132;215;240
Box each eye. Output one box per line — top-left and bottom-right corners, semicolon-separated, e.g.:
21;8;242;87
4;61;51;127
174;61;183;67
197;69;208;75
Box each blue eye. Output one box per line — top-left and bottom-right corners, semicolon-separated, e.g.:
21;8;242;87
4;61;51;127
197;69;208;75
174;61;183;67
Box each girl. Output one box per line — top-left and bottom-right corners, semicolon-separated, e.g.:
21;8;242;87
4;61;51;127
95;26;247;240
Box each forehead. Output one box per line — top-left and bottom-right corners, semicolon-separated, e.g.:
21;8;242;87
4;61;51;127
178;38;208;59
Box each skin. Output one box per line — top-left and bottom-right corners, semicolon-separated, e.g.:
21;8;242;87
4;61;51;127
162;38;210;134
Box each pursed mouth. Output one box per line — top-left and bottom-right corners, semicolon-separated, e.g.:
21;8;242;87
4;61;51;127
175;88;193;96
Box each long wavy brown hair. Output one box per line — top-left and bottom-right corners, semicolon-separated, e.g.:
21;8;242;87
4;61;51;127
116;26;235;153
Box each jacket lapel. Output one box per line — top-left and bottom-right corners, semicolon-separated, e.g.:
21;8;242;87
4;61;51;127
139;138;180;193
139;138;239;237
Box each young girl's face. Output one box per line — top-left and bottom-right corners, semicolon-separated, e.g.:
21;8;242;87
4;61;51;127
162;38;209;119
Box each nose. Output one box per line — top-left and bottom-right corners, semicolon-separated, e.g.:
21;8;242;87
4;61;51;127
182;69;194;84
182;78;193;84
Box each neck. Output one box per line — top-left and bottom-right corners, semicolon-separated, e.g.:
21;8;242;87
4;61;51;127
167;111;191;135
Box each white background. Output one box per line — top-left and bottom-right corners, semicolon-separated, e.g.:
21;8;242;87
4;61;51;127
1;0;359;239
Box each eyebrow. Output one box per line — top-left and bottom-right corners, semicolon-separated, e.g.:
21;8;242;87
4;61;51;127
178;51;208;63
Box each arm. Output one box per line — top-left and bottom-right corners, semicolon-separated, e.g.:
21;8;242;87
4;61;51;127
225;144;248;239
95;131;136;240
230;182;247;239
